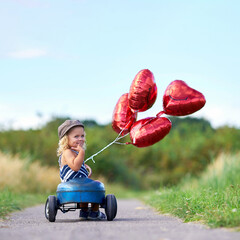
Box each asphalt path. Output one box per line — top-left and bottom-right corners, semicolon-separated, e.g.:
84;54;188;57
0;199;239;240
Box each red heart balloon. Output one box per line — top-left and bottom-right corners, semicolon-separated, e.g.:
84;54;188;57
128;69;157;112
129;117;172;148
112;93;137;135
162;80;206;116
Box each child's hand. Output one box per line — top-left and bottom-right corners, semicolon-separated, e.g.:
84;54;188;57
71;144;85;153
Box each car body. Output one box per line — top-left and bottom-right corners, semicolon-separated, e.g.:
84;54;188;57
45;178;117;222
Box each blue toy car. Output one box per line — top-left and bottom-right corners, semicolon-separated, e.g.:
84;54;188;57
45;178;117;222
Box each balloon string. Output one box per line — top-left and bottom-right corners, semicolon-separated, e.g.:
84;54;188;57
156;111;165;118
85;123;130;163
114;141;128;145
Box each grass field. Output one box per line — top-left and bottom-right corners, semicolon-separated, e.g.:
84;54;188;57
0;152;60;218
0;189;48;218
145;152;240;229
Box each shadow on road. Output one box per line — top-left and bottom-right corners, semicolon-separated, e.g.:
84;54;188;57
55;217;158;223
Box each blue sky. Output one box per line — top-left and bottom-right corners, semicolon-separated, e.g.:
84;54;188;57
0;0;239;129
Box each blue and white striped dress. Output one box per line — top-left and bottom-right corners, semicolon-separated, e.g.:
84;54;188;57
59;150;88;182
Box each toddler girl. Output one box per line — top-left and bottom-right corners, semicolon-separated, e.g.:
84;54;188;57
57;119;105;220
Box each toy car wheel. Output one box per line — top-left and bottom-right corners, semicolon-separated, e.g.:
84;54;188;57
105;194;117;221
45;195;57;222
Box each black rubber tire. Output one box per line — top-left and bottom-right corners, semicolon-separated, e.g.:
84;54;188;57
105;194;117;221
45;195;57;222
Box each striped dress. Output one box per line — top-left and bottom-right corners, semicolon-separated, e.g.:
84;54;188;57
59;149;88;182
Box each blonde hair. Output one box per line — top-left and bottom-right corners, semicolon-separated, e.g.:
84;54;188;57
57;131;87;157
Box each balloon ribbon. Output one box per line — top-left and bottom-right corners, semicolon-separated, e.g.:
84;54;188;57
84;124;129;163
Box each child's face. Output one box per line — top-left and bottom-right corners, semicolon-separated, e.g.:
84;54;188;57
67;126;85;148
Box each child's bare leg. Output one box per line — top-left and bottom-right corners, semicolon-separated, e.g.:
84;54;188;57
88;203;105;219
79;202;89;219
91;203;99;212
80;202;88;211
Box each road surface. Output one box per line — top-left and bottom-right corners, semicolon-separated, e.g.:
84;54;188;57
0;199;239;240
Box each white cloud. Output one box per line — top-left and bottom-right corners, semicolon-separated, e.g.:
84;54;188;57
194;104;240;128
0;103;50;130
10;115;51;130
0;114;51;130
7;49;47;59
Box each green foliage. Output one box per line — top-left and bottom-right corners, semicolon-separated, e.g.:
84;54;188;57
0;116;239;189
0;189;20;218
146;153;240;228
0;188;48;218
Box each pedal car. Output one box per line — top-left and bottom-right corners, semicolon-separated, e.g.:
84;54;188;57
45;177;117;222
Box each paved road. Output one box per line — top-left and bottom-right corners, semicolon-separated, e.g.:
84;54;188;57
0;199;239;240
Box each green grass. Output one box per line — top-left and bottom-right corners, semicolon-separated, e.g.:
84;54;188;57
145;152;240;229
105;182;148;199
0;188;48;219
0;152;59;219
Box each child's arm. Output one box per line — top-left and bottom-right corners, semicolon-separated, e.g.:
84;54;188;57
85;164;92;177
62;146;85;171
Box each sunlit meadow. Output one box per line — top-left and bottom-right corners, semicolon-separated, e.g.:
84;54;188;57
146;152;240;229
